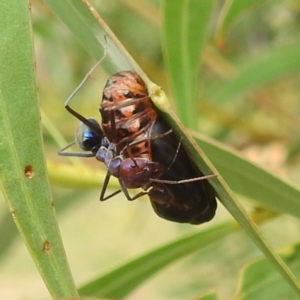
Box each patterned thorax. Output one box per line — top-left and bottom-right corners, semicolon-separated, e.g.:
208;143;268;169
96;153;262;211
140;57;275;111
100;71;157;158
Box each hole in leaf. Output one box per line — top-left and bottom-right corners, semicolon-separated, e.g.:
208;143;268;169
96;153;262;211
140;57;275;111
24;165;34;179
43;240;51;252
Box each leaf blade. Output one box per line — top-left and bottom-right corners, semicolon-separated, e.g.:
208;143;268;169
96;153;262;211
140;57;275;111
206;44;300;104
162;0;215;128
0;0;77;297
79;222;235;298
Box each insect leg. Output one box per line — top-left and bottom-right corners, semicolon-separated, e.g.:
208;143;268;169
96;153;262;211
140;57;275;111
99;171;122;201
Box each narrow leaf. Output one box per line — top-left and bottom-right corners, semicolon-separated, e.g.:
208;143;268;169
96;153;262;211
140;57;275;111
0;1;77;297
236;244;300;300
206;44;300;104
215;0;267;40
79;222;235;298
161;0;215;128
44;0;139;73
149;86;300;297
191;132;300;219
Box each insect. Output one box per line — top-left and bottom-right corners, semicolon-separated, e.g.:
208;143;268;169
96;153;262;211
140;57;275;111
101;71;157;156
59;69;217;224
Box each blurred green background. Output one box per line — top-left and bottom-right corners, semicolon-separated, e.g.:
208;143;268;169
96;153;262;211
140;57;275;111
1;0;300;299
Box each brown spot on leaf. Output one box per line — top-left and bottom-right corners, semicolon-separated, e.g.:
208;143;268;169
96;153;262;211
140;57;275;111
24;165;34;179
43;240;51;252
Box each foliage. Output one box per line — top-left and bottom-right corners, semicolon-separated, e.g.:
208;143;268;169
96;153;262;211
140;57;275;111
1;0;300;299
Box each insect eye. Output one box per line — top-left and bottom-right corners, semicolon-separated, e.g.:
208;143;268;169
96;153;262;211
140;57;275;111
75;119;102;151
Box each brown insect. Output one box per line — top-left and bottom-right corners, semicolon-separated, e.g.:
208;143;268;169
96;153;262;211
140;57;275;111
59;69;217;224
101;71;157;157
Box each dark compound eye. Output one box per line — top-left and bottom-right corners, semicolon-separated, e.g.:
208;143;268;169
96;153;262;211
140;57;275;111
75;118;102;152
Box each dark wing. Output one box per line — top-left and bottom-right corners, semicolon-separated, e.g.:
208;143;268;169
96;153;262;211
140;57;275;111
149;116;217;224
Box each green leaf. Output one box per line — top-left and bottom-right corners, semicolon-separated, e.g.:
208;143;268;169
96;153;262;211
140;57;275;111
215;0;266;39
0;0;77;297
235;244;300;300
191;132;300;219
79;222;236;298
42;1;300;298
197;292;219;300
150;87;300;296
48;161;119;190
161;0;215;128
43;0;139;74
206;44;300;104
